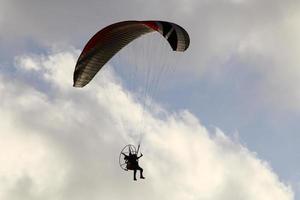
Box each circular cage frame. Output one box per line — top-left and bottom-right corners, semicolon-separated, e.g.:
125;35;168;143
119;144;137;171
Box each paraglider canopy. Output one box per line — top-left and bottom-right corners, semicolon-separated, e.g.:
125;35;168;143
73;20;190;88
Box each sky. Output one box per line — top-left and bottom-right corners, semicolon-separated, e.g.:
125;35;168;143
0;0;300;199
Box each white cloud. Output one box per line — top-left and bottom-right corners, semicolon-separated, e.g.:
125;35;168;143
0;108;69;200
15;56;40;71
0;49;294;199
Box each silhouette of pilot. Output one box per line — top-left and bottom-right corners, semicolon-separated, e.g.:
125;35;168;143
122;150;145;181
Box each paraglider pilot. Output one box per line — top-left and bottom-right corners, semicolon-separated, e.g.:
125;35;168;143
122;149;145;181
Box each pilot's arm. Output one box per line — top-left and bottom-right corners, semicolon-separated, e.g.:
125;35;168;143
137;153;143;159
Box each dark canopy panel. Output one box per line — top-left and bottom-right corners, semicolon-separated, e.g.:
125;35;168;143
73;20;190;87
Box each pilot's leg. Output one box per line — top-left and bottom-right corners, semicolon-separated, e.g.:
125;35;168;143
138;166;145;179
133;170;137;181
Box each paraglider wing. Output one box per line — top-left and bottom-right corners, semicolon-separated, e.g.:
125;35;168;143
73;20;190;87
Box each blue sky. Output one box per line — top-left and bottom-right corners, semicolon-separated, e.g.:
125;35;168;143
0;0;299;199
